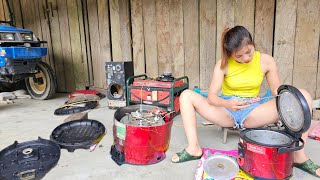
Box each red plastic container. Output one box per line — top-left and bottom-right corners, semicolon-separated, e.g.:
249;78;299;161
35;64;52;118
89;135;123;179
111;105;173;165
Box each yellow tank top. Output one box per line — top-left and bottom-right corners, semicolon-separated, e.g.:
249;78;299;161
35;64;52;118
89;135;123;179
221;51;264;97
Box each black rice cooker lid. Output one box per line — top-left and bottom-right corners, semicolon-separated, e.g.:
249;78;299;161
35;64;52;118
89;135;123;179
276;85;311;136
50;119;106;152
0;137;60;180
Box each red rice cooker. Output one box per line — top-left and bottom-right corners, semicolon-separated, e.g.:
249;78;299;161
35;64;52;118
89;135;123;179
110;105;173;165
238;85;311;180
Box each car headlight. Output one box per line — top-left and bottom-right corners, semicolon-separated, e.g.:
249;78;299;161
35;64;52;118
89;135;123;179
0;33;15;41
21;33;33;41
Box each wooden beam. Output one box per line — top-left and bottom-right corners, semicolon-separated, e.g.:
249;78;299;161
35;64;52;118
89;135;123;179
82;0;93;86
156;0;171;75
170;0;184;78
273;0;297;85
254;0;274;55
47;0;66;92
119;0;132;61
3;0;10;21
9;0;23;28
57;0;75;92
77;0;89;87
109;0;122;61
67;0;86;90
143;0;158;77
98;0;111;89
317;38;320;98
87;0;102;88
110;0;132;62
200;0;216;89
216;0;234;62
293;0;320;98
0;0;5;21
36;0;53;67
183;0;199;88
254;0;275;93
131;0;145;75
234;0;254;35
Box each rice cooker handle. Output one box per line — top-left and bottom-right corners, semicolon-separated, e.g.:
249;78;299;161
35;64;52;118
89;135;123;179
278;138;304;154
237;142;245;166
238;142;245;157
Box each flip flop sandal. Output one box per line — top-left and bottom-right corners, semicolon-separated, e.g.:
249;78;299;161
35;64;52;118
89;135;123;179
294;159;320;178
171;149;202;163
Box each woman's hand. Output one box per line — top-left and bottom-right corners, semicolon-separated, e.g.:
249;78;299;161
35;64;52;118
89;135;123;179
225;99;250;111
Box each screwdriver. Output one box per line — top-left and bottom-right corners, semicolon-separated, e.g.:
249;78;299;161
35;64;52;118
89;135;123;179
243;94;281;105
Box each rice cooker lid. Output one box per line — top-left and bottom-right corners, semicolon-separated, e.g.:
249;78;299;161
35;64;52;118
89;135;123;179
50;119;106;152
203;154;239;180
0;137;61;180
276;85;311;136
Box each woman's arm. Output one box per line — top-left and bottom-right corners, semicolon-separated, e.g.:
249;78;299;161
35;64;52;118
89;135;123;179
207;60;249;111
261;53;281;95
207;60;226;106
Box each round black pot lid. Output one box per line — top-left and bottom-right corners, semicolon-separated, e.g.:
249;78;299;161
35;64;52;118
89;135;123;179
0;137;60;180
276;85;311;137
54;101;99;116
50;119;106;152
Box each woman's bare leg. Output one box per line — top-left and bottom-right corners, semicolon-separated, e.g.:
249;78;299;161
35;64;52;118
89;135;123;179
291;89;320;176
172;90;234;161
243;99;278;128
245;89;319;176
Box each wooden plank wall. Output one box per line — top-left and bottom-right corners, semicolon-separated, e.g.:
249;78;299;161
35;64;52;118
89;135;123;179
130;0;144;75
0;0;9;22
199;0;216;89
255;0;275;92
1;0;320;98
293;0;319;98
6;0;54;70
129;0;320;98
2;0;89;92
142;0;158;77
184;0;199;88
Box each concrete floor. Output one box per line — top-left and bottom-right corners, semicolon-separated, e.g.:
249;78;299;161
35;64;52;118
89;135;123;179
0;93;319;180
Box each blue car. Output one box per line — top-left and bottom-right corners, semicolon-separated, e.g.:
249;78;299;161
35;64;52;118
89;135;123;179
0;0;56;99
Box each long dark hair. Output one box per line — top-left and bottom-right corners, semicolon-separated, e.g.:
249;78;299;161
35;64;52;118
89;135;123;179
220;26;255;69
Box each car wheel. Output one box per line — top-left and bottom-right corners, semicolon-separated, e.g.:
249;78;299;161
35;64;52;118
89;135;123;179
25;61;56;100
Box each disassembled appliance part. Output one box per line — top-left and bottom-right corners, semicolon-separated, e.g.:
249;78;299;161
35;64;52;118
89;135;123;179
50;119;106;152
111;104;173;165
119;108;168;127
54;101;99;115
203;154;239;180
0;137;61;180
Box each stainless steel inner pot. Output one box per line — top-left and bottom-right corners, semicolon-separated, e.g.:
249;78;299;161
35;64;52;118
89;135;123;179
244;129;293;146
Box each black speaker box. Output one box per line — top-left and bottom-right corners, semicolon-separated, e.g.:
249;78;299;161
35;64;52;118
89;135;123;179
105;61;134;108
